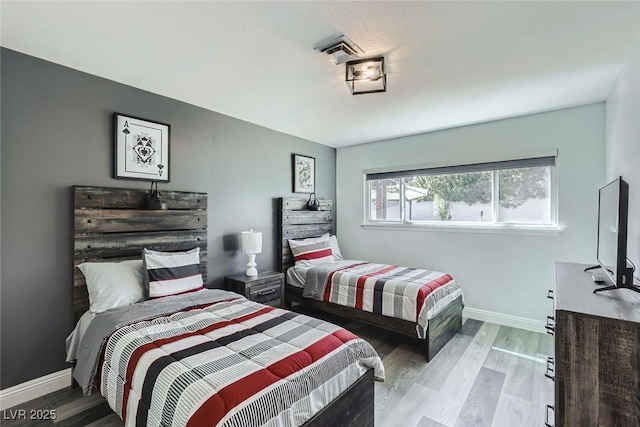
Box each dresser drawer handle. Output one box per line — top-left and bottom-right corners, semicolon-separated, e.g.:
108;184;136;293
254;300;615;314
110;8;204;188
257;289;277;297
544;404;554;427
545;315;555;335
547;289;554;300
544;357;555;381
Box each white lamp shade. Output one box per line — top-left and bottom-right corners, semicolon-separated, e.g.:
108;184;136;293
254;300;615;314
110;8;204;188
240;230;262;254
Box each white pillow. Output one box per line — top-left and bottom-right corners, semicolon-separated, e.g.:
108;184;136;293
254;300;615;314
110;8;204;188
78;260;145;313
143;247;203;298
328;234;344;261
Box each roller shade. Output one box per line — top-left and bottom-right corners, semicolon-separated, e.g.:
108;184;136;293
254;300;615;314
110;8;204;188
366;156;556;181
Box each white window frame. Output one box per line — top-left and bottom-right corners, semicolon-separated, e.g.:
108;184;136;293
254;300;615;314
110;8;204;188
362;151;561;235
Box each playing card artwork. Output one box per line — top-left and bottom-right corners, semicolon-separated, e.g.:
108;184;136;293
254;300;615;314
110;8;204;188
296;158;312;189
292;154;315;193
115;114;170;182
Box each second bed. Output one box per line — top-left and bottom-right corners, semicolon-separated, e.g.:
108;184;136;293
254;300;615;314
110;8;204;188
278;197;464;361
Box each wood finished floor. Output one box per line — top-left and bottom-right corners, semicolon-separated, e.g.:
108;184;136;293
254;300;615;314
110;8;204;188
2;308;554;427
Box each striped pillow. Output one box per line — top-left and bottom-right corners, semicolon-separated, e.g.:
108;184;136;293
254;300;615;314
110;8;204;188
289;239;334;267
143;247;203;298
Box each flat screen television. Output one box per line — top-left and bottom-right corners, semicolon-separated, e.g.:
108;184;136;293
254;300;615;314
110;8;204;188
592;176;638;294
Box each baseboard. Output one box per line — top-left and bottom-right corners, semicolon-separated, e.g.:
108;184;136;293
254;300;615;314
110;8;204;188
0;368;72;411
463;307;546;334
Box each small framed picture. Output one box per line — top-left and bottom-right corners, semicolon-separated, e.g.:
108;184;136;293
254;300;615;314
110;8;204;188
114;113;170;182
292;154;315;193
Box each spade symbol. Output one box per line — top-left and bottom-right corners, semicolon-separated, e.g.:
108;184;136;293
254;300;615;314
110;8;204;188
122;120;130;135
158;164;164;176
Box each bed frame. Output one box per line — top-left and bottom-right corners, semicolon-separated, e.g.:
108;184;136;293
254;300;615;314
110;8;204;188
277;197;464;361
72;186;373;426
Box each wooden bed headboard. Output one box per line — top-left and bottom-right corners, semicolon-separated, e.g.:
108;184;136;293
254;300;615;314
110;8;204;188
277;197;334;273
73;185;208;322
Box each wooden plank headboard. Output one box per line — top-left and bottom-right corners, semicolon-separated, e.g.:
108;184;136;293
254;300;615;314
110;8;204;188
73;185;208;322
277;197;334;273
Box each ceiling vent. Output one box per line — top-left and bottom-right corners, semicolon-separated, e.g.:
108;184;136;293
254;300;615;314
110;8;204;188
316;35;364;65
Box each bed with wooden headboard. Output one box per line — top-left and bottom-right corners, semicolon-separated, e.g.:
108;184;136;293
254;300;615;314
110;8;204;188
72;186;378;427
277;196;464;361
72;185;208;322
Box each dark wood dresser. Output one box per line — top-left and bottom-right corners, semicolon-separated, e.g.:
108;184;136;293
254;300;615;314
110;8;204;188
547;262;640;426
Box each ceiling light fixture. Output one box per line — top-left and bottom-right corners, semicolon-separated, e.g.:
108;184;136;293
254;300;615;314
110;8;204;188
345;57;386;95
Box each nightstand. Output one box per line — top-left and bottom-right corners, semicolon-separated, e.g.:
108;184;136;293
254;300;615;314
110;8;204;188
225;271;285;307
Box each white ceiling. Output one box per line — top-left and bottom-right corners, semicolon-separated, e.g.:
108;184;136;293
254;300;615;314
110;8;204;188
2;1;639;148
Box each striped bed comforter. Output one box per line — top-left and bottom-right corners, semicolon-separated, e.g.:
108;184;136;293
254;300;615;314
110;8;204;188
83;291;383;427
301;261;464;339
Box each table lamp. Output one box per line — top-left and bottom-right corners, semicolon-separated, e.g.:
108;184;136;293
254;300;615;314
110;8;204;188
240;229;262;277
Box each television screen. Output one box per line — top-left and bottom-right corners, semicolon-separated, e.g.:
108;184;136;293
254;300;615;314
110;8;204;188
597;179;620;279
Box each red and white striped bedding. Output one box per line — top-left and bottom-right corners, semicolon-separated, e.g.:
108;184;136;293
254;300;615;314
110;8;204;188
302;261;464;338
98;296;384;427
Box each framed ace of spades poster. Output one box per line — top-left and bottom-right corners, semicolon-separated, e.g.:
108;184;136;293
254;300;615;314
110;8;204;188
114;113;170;182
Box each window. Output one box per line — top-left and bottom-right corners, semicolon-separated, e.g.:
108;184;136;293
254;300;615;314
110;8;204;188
365;156;556;227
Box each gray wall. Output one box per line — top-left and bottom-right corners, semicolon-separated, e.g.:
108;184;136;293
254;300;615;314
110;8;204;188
0;48;336;389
